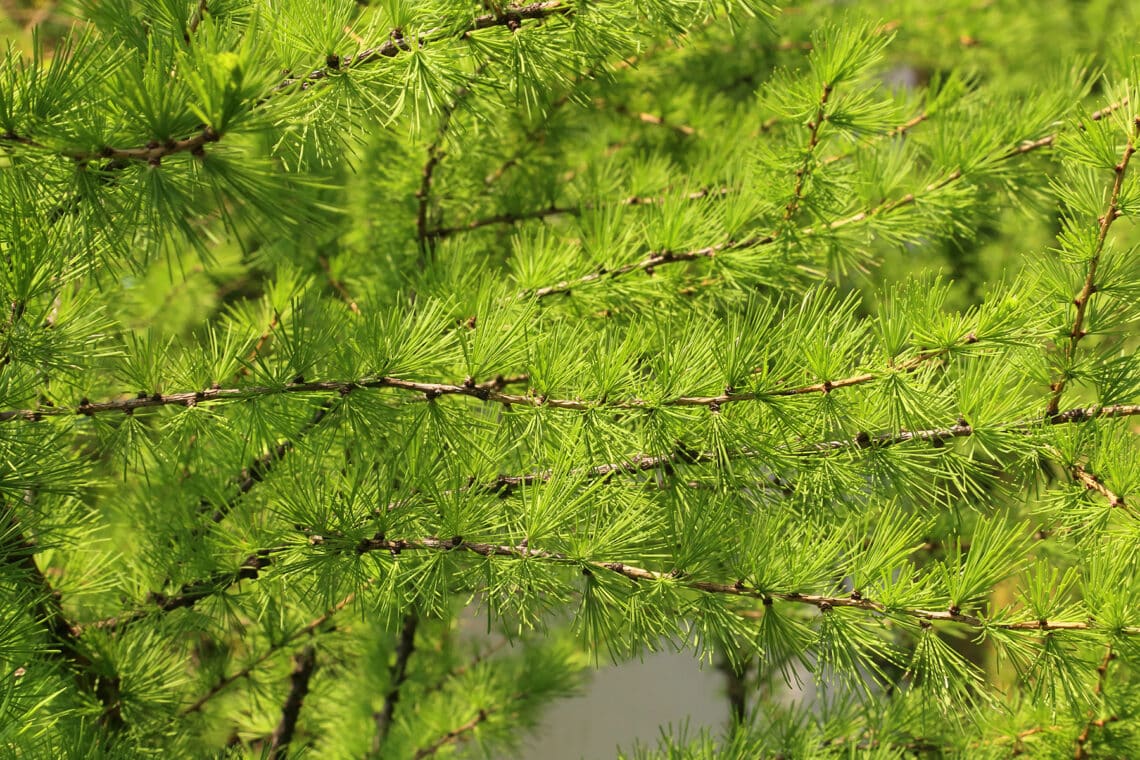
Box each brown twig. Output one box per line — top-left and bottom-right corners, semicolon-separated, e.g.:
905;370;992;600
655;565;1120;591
1072;464;1134;518
237;310;281;379
426;187;730;240
2;3;574;167
205;397;342;525
412;696;522;759
415;70;487;261
784;82;833;221
77;549;275;635
819;111;928;167
275;2;572;95
371;613;419;755
268;646;318;760
1046;115;1140;416
600;101;697;137
186;0;208;40
1074;643;1116;758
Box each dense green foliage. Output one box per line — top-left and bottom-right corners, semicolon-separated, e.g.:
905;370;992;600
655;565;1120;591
1;0;1139;757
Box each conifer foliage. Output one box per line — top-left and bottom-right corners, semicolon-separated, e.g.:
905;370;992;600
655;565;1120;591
2;0;1140;757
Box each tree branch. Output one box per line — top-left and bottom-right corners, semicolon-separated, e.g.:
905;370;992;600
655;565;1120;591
426;187;730;240
1072;464;1135;518
0;335;969;423
370;612;419;755
200;397;342;526
1074;643;1115;759
1046;114;1140;416
416;70;487;262
2;3;574;167
77;549;275;634
412;696;521;759
185;0;208;41
277;2;572;95
819;110;928;167
181;588;359;716
2;507;123;729
268;646;318;760
317;255;361;315
784;81;832;221
308;534;1140;634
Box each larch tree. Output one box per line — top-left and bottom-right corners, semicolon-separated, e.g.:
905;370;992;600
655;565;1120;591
1;0;1139;758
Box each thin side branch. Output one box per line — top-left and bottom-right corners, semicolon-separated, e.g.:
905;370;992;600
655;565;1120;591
77;549;275;634
186;0;208;40
1074;643;1116;758
201;397;343;526
317;256;361;314
819;110;928;167
0;334;970;422
277;2;572;94
784;81;833;221
412;696;521;759
1072;464;1135;518
1046;114;1140;416
427;187;730;240
2;3;573;166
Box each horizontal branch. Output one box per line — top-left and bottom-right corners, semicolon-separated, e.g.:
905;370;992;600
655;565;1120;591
800;134;1058;237
819;110;928;167
804;403;1140;452
77;549;275;634
0;335;970;424
530;232;775;298
277;2;572;94
313;534;1139;634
